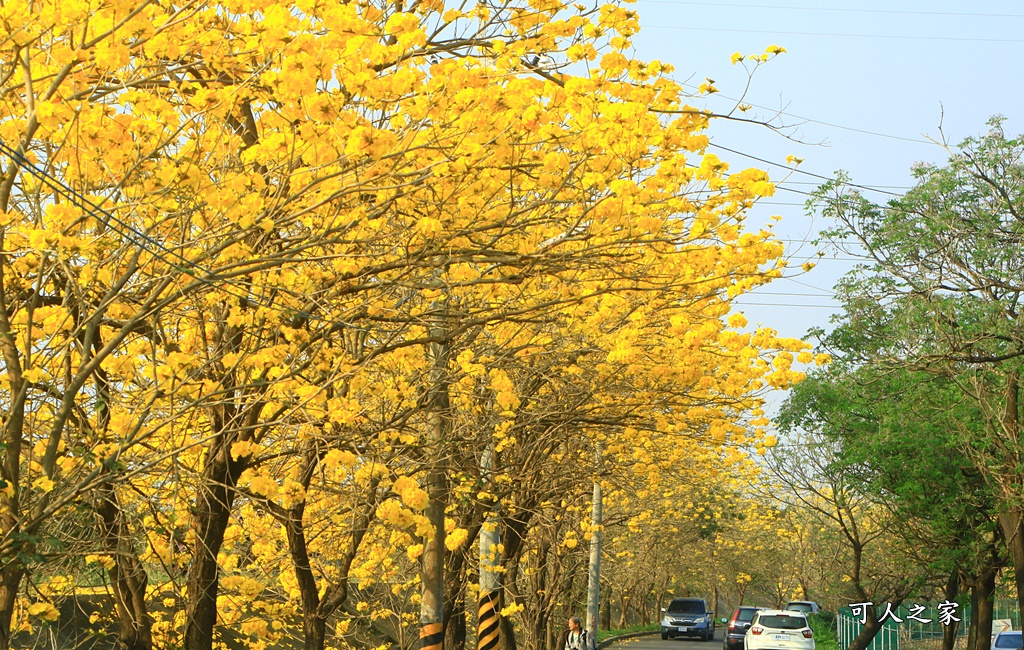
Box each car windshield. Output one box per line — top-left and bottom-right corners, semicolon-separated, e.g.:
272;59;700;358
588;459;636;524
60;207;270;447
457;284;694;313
760;615;807;630
668;601;705;614
995;633;1023;649
787;604;812;613
737;610;758;622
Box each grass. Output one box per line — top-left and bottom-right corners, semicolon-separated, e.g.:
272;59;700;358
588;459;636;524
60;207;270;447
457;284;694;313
597;624;661;643
809;614;839;650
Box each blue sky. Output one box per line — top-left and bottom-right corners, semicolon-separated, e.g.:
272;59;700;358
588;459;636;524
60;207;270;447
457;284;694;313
623;0;1024;408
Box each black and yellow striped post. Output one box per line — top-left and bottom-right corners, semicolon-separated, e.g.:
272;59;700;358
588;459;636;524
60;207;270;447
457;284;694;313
421;621;444;650
477;590;501;650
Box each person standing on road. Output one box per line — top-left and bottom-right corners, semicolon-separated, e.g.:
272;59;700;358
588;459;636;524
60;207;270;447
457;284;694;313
565;616;592;650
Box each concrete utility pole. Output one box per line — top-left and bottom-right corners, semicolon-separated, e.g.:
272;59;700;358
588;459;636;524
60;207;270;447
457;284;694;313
420;320;450;650
585;444;602;650
477;444;501;650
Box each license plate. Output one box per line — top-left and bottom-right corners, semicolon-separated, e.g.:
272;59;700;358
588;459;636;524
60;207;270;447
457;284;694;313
677;627;689;632
771;635;791;641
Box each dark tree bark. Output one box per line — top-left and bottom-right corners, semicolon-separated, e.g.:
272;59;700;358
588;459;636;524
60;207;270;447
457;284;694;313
940;571;960;650
972;565;997;650
182;387;262;650
97;485;153;650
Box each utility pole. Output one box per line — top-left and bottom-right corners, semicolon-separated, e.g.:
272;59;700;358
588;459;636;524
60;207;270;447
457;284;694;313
421;315;450;650
477;444;501;650
585;444;602;649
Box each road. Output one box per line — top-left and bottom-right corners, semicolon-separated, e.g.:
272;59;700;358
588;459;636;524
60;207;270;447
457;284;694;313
610;634;725;650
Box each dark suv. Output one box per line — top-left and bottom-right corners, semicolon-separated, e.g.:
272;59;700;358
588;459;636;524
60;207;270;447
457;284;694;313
723;606;764;650
661;598;715;641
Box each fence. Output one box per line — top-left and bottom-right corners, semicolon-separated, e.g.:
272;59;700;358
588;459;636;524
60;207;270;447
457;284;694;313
836;601;1021;650
837;609;901;650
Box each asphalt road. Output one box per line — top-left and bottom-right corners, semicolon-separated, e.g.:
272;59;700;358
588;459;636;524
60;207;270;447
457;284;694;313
610;634;724;650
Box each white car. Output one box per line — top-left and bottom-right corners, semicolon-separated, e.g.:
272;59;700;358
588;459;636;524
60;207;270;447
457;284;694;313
744;610;815;650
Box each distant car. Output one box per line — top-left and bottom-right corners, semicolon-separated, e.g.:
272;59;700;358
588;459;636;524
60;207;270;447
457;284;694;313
724;607;764;650
662;598;716;641
745;610;814;650
784;602;821;616
992;632;1022;650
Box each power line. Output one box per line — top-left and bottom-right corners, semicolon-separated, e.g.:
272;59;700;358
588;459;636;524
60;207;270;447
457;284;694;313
641;24;1024;44
634;1;1024;19
1;142;388;327
681;81;933;145
779;275;837;295
745;290;837;298
1;143;217;277
732;301;839;309
774;181;911;188
709;143;903;196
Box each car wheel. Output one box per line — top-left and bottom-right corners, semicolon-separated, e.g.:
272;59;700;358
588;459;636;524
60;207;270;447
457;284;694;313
700;631;708;642
708;629;715;641
662;633;669;641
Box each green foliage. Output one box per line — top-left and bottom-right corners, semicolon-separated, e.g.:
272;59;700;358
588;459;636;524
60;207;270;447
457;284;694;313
809;614;839;650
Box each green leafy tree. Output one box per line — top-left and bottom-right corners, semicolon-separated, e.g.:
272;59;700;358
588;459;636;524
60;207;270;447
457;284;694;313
811;116;1024;644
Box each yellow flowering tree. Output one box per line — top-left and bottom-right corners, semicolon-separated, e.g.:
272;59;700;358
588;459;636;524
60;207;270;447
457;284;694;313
0;0;809;646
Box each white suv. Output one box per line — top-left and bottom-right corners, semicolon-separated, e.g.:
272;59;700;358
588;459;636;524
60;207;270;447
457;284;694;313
744;610;814;650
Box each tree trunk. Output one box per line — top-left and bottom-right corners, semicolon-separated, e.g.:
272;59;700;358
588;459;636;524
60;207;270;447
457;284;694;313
499;615;518;650
998;372;1024;621
183;447;245;650
182;397;259;650
448;598;467;650
967;580;979;650
0;299;25;650
941;571;959;650
999;509;1024;619
0;568;23;650
848;607;882;650
97;486;153;650
972;566;997;650
498;510;534;650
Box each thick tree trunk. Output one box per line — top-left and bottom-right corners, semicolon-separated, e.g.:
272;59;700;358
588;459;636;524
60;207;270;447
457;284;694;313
941;571;960;650
451;600;468;650
848;607;882;650
999;509;1024;626
0;568;23;650
0;311;25;650
972;566;997;650
183;398;257;650
999;372;1024;621
183;451;243;650
499;615;518;650
284;501;327;650
97;486;153;650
